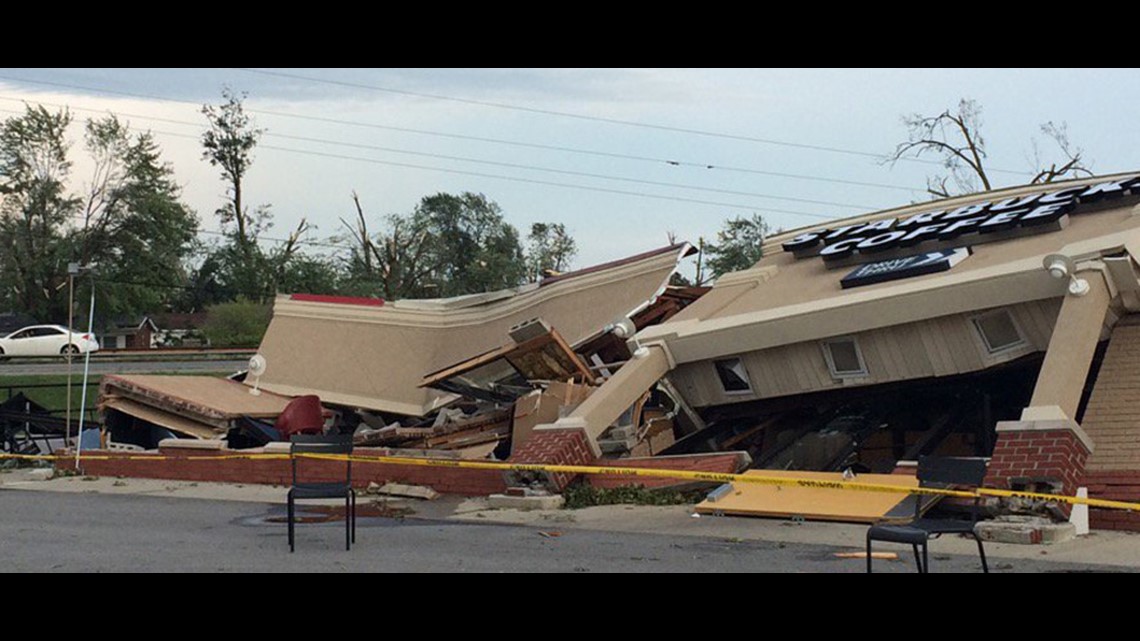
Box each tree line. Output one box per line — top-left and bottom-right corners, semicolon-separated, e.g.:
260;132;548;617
0;91;581;333
0;91;1091;340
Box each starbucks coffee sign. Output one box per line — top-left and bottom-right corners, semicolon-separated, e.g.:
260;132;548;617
782;176;1140;268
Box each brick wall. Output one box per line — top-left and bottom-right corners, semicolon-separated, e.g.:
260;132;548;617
1083;471;1140;531
985;428;1090;516
58;442;755;497
506;428;595;490
58;445;507;496
1081;319;1140;472
585;452;751;490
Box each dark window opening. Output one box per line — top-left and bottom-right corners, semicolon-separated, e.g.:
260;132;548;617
973;310;1025;354
714;358;752;393
823;338;867;377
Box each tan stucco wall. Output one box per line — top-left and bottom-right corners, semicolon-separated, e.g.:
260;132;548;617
1025;269;1112;420
256;247;686;416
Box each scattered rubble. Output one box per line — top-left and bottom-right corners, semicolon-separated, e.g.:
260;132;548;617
365;482;440;501
976;515;1078;545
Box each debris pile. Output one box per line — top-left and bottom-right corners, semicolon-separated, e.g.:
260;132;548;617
94;245;711;469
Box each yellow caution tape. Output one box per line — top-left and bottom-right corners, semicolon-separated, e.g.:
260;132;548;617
3;451;1137;512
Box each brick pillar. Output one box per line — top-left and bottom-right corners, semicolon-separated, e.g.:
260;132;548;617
984;420;1093;516
505;427;596;491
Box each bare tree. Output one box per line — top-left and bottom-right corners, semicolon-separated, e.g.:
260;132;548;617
1030;121;1094;184
887;99;1093;199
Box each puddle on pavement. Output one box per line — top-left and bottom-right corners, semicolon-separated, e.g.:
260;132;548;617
236;501;415;527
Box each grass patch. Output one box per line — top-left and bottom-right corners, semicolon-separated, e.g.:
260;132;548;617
0;372;221;412
562;482;707;510
0;375;102;413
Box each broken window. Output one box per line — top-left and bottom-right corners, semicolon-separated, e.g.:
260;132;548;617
421;324;595;404
714;358;752;393
822;337;868;378
427;357;534;404
972;310;1025;354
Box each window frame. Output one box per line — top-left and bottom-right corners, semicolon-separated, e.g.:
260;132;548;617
713;357;754;395
970;309;1027;355
821;336;869;379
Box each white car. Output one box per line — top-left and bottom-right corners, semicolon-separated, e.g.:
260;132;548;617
0;325;100;358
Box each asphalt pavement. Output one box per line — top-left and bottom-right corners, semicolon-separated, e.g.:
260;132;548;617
0;472;1134;573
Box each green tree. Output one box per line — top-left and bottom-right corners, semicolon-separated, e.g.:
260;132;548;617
72;116;198;319
411;192;526;297
358;192;525;300
200;89;321;304
200;88;274;302
526;222;577;281
277;254;340;296
0;105;78;321
202;299;272;347
201;87;263;262
704;213;770;280
0;107;197;324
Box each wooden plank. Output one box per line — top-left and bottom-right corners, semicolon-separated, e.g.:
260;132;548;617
720;415;779;449
420;343;517;387
694;470;917;523
834;552;899;560
424;328;594;392
102;375;291;420
101;396;222;440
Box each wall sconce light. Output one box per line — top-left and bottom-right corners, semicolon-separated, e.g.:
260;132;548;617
1044;254;1090;297
611;317;650;359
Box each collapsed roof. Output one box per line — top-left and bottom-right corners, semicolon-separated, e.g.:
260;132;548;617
255;243;694;416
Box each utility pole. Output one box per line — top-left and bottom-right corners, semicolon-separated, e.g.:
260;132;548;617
66;263;78;445
66;262;92;447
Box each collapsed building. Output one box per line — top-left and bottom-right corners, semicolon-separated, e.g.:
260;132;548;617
514;172;1140;529
83;172;1140;532
90;244;746;490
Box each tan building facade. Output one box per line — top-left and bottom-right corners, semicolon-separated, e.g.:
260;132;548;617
518;172;1140;530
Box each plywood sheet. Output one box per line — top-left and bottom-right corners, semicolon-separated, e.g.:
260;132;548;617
102;396;221;440
103;375;292;419
694;470;919;524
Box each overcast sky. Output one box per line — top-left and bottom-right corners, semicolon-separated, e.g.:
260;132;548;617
0;68;1136;273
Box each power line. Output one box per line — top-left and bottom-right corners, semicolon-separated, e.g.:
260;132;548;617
0;95;879;211
0;73;947;194
233;68;1038;178
0;104;841;220
253;142;841;219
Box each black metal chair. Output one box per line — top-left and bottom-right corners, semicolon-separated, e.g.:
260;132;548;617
866;456;989;573
287;434;356;552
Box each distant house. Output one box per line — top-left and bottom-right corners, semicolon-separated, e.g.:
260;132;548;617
101;317;159;350
98;312;211;350
150;312;210;348
0;312;38;336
